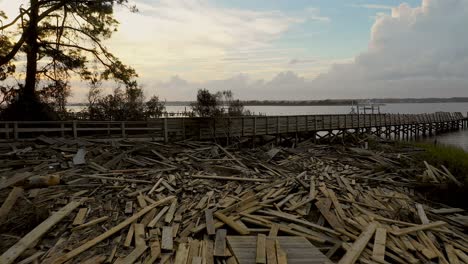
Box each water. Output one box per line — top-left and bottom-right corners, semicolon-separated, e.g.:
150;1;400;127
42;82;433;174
69;102;468;151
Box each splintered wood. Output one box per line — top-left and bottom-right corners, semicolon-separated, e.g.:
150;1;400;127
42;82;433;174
0;136;467;263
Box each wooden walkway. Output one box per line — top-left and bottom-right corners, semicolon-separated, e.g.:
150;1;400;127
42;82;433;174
0;112;466;141
227;236;332;264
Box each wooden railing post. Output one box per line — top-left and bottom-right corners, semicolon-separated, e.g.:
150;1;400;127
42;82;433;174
163;118;168;142
276;116;280;134
72;120;77;138
253;117;257;137
13;122;18;140
266;117;269;134
5;123;9;139
60;123;65;137
121;122;126;138
306;116;309;131
182;118;186;139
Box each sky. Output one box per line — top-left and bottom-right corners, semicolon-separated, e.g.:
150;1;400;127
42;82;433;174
1;0;467;101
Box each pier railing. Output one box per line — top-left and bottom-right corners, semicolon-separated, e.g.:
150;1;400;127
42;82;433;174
0;112;466;141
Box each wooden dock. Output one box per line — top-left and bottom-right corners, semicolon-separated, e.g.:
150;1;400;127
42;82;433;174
0;112;466;142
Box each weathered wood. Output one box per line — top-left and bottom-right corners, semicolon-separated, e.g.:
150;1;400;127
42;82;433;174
266;238;278;264
52;196;174;264
256;234;266;264
338;222;377;264
391;221;447;236
0;187;23;223
214;211;250;235
72;208;88;226
214;229;227;257
205;208;216;236
114;246;148;264
0;200;83;264
275;240;288;264
191;175;269;183
161;226;173;251
372;227;386;263
0;172;32;190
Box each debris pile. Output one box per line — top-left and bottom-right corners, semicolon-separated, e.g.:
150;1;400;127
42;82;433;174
0;136;466;264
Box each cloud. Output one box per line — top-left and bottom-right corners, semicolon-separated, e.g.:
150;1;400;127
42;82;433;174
312;0;468;98
107;0;305;82
143;0;468;101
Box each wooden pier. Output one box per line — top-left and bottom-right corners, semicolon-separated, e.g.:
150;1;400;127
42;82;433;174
0;112;466;142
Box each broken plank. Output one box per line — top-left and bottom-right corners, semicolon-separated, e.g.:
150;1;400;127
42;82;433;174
0;187;23;224
338;222;377;264
391;221;447;236
266;238;278;264
275;240;287;264
72;208;88;226
256;234;266;264
0;172;32;190
191;175;269;183
205;208;216;236
214;229;227;257
114;246;148;264
52;196;174;264
161;226;173;251
372;227;386;263
72;216;109;231
174;243;190;264
0;199;83;264
134;223;146;248
214;212;249;235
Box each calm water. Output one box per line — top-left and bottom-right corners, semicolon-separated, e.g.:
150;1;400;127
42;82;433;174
70;103;468;151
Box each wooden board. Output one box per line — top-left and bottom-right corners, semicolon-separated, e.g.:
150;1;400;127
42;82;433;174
227;236;332;264
0;200;82;264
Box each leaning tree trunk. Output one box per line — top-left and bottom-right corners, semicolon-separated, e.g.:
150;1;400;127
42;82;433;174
23;0;39;100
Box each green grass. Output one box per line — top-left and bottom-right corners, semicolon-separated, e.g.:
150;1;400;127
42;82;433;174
414;143;468;185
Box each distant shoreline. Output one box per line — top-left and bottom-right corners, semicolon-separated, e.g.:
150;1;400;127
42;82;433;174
68;97;468;107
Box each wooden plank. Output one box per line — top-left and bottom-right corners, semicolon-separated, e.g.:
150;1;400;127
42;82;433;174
165;199;178;223
372;227;386;263
391;221;447;236
52;196;174;264
114;246;148;264
275;240;288;264
124;223;135;248
205;208;216;236
72;208;88;226
214;229;227;257
174;243;190;264
134;223;146;248
256;234;266;264
0;172;31;190
338;222;377;264
192;175;269;183
444;244;460;264
269;223;279;237
143;240;161;264
72;216;109;231
214;212;249;235
266;238;278;264
0;200;82;264
161;226;173;251
0;187;23;223
148;206;169;228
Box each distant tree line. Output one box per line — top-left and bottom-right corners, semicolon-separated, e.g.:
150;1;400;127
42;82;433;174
190;89;249;117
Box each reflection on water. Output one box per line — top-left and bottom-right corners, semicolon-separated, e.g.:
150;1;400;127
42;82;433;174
424;129;468;152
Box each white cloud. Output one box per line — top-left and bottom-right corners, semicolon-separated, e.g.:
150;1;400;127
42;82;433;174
108;0;305;81
312;0;468;98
